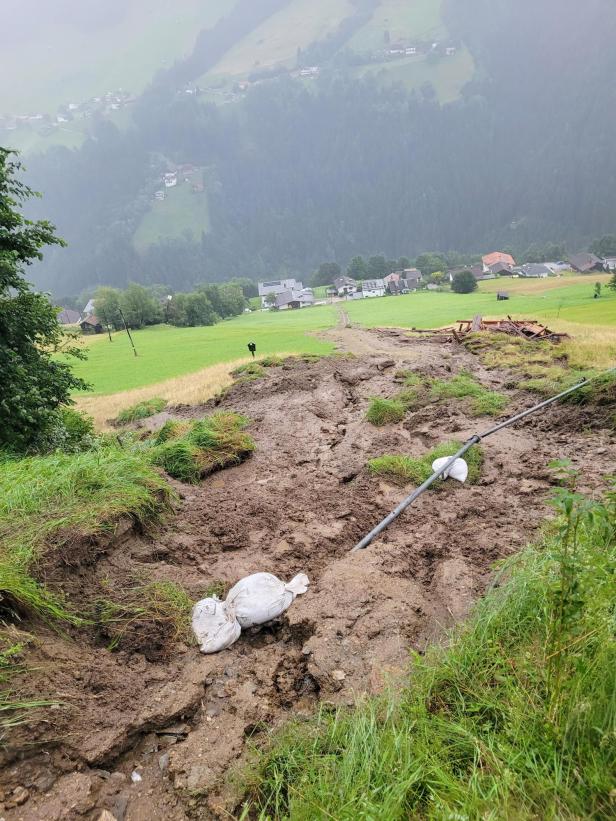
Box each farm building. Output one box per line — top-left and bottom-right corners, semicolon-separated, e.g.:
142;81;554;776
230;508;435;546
80;315;104;334
568;253;604;273
361;279;386;298
482;251;516;269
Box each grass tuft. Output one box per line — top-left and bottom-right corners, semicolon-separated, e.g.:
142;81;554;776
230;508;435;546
150;412;255;483
365;398;407;426
368;441;483;486
115;397;167;425
429;371;507;416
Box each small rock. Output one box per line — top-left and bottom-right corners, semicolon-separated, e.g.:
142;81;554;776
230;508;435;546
10;786;29;806
205;703;221;718
97;811;118;821
130;771;142;784
158;753;170;772
331;669;346;681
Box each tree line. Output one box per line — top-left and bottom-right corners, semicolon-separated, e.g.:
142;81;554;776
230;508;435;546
93;282;246;331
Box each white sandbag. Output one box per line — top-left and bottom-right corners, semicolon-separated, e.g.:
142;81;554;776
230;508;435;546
226;572;310;628
192;597;241;654
432;456;469;483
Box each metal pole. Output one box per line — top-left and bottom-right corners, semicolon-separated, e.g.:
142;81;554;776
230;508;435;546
351;367;616;552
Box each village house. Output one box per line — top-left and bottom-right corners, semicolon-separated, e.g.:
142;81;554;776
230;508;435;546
487;261;514;276
79;315;104;334
602;257;616;270
274;288;315;310
361;279;386;298
82;298;96;316
482;251;516;271
544;262;569;275
258;278;310;307
163;172;178;188
333;276;358;297
567;252;604;273
518;263;551;278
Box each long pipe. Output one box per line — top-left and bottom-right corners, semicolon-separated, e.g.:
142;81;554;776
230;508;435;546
351;367;616;552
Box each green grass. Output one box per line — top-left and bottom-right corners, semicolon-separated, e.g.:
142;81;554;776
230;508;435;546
368;441;483;486
115;397;167;425
62;306;337;396
0;447;174;623
429;371;508;416
242;483;616;820
365;397;407;426
150;412;255;483
344;280;616;329
133;181;210;252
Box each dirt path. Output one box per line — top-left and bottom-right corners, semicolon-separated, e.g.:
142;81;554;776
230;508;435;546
3;335;614;820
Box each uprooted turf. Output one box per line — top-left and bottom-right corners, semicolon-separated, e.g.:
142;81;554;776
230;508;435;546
150;412;255;483
0;447;175;623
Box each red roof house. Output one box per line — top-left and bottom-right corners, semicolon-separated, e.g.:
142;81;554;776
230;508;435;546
482;251;516;269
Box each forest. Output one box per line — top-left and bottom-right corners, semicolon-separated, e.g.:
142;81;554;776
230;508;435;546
19;0;616;297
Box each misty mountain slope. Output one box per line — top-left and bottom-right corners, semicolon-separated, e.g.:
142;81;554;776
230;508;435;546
0;1;236;114
18;0;616;296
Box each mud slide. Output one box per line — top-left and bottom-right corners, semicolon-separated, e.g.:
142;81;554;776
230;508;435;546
2;331;614;820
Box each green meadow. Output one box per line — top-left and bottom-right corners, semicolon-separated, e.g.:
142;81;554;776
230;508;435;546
65;278;615;396
68;306;337;395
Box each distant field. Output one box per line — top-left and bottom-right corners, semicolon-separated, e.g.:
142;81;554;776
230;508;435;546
0;0;234;114
133;182;210;252
344;277;616;329
349;0;446;52
356;47;475;102
67;306;337;396
205;0;353;79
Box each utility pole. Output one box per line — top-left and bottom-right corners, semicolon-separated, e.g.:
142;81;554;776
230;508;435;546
118;308;138;357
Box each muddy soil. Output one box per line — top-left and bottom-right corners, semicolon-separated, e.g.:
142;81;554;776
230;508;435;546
2;328;614;821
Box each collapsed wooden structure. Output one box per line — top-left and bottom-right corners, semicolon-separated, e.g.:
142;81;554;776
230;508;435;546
374;316;569;344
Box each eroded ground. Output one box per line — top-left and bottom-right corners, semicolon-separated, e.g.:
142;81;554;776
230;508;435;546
2;327;614;820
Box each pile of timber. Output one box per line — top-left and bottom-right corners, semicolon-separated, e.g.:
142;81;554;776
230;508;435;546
388;315;569;344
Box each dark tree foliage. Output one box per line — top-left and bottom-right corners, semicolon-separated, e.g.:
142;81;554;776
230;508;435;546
312;262;341;287
590;235;616;258
451;270;478;294
0;149;88;453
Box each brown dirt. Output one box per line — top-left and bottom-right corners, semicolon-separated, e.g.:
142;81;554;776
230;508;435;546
2;328;614;821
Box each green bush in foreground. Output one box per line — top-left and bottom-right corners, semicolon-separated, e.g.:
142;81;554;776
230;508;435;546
115;397;167;425
365;397;407;426
150;412;255;483
368;441;483;486
0;447;174;623
242;482;616;820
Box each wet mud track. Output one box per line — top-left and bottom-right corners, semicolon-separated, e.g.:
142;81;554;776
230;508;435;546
2;328;614;820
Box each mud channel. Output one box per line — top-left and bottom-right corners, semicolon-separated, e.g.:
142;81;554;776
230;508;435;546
2;326;614;820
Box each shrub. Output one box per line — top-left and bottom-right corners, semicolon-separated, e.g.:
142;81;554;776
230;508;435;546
451;270;478;293
115;397;167;425
365;398;407;426
368;441;483;486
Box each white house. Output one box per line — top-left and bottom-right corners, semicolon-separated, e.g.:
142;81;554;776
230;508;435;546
361;279;386;298
258;278;304;307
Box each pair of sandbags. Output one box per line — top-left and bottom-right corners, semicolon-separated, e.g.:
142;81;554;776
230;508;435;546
192;572;309;654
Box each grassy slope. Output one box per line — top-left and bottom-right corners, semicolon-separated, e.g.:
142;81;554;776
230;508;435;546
133;181;210;252
66;306;337;395
348;0;446;51
204;0;353;80
355;47;475;103
0;0;235;114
